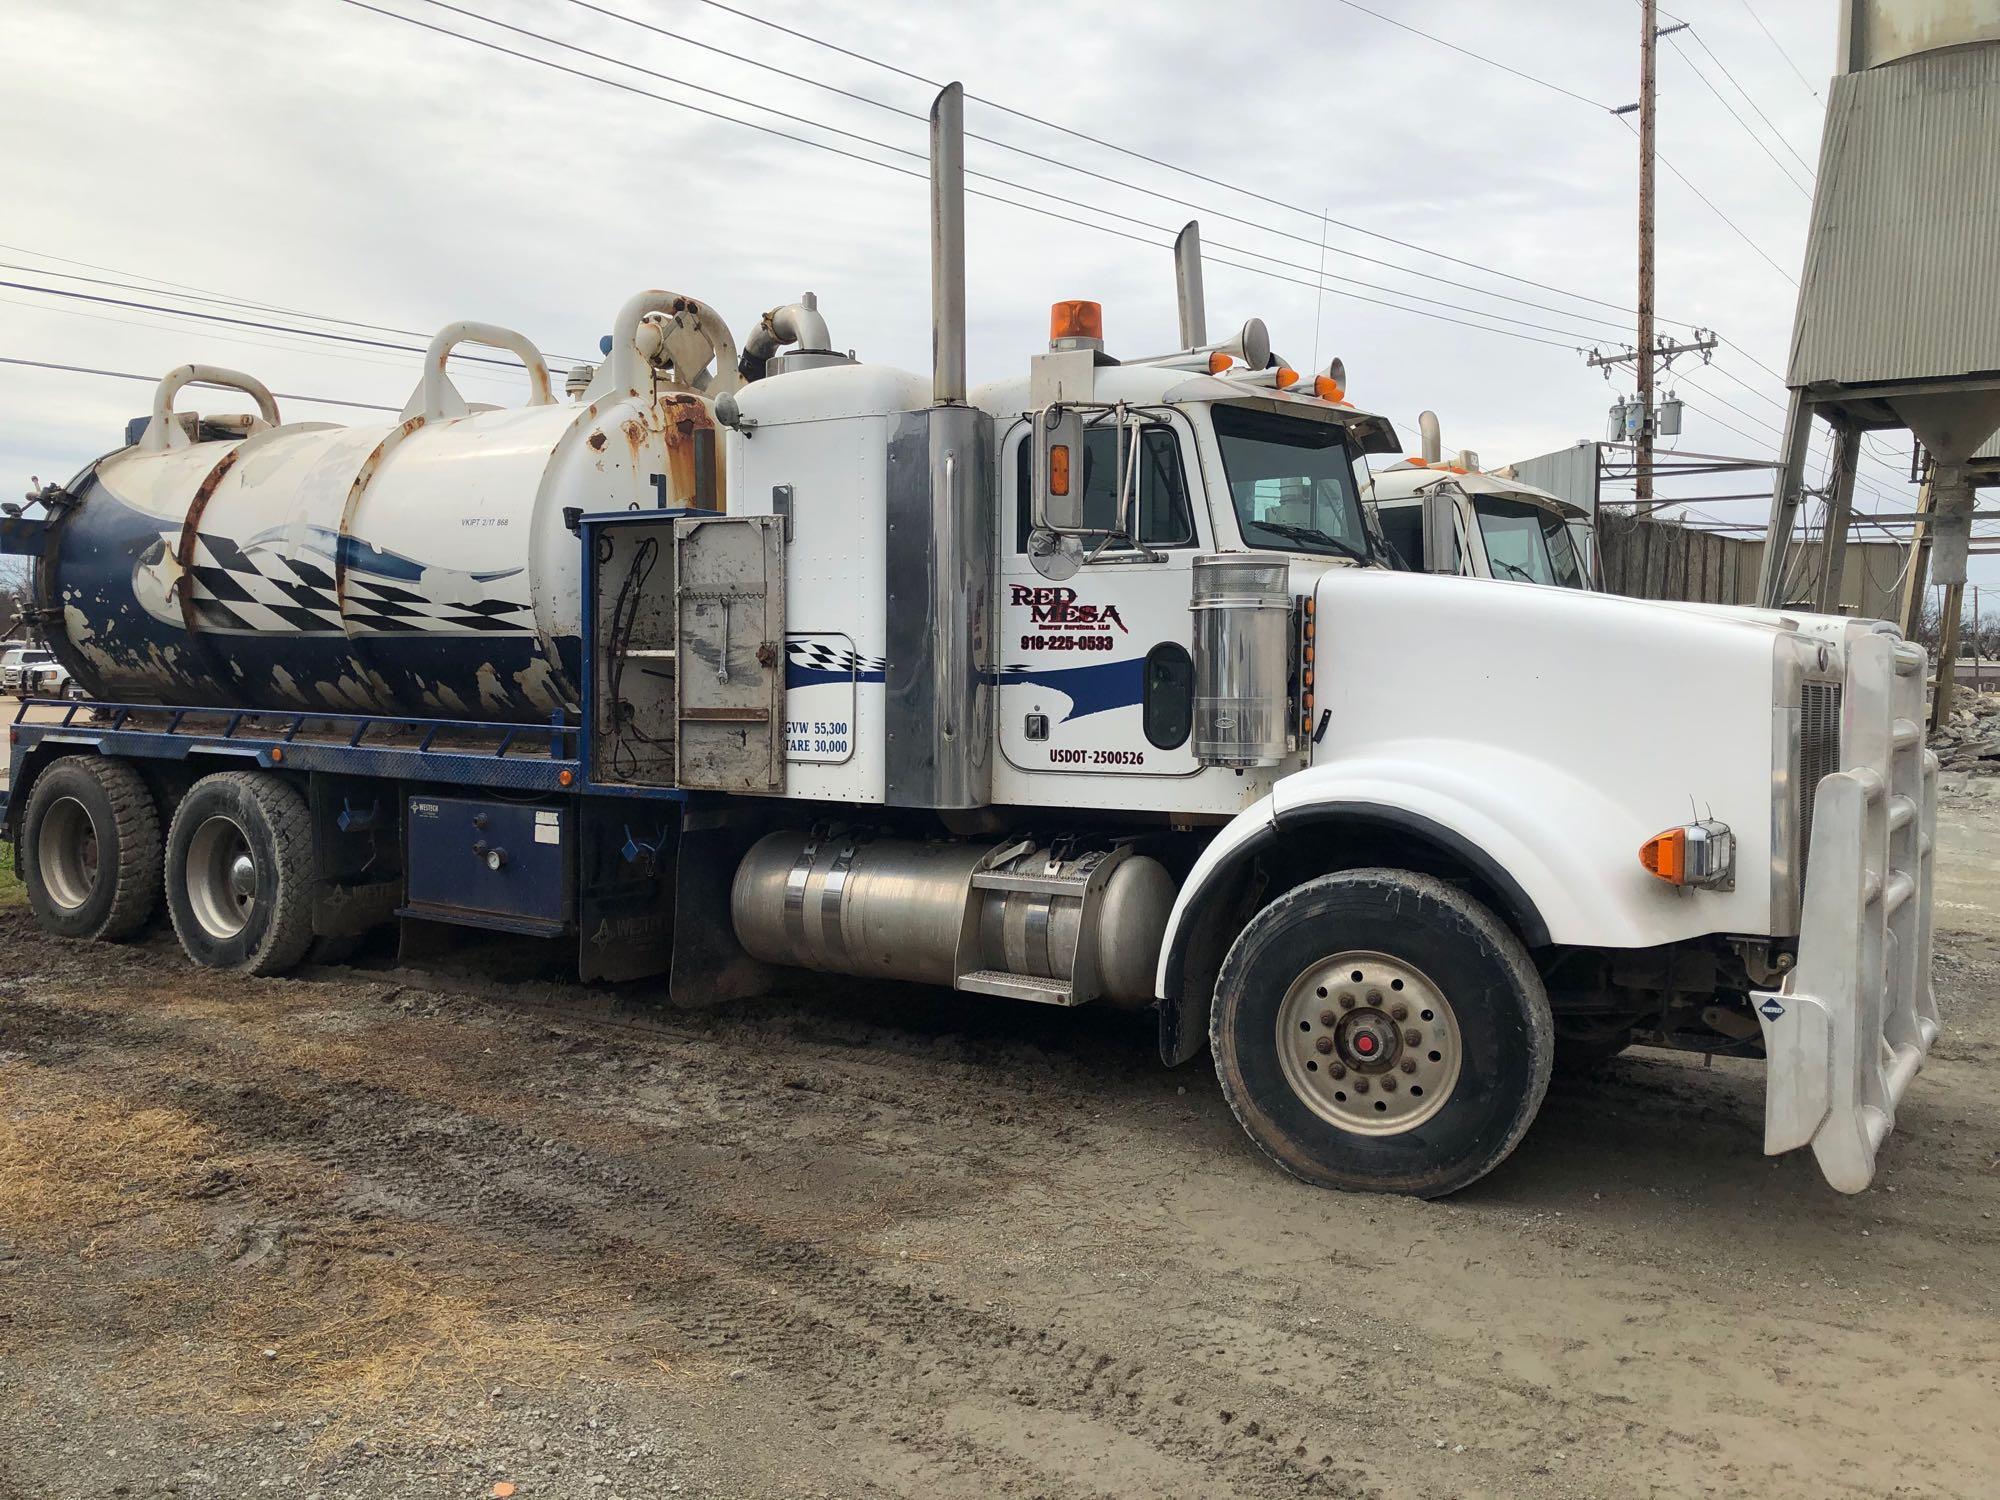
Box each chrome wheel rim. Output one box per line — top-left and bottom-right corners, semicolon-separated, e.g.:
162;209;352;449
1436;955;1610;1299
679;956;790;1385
186;814;257;941
1276;950;1462;1136
37;796;100;910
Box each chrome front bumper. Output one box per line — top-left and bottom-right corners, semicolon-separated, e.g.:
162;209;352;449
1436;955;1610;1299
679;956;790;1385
1752;633;1939;1192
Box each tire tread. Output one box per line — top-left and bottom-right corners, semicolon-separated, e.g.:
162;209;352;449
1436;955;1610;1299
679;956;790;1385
1209;868;1553;1198
165;771;315;975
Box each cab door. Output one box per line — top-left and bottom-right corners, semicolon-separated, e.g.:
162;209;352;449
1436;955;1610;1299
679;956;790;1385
997;415;1210;778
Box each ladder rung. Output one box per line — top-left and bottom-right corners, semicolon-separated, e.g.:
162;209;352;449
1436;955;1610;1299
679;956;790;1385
1884;870;1916;915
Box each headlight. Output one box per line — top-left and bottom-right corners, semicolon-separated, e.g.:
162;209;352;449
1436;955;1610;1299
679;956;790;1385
1639;820;1735;890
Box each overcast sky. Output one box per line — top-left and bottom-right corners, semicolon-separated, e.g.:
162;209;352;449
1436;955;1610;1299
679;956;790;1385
3;0;1984;595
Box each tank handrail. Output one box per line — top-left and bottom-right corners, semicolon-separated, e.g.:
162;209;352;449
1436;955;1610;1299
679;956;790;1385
139;365;281;452
405;321;555;422
607;290;742;397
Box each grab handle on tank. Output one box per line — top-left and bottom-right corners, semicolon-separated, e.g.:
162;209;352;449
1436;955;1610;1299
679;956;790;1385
607;290;742;397
138;365;281;452
404;321;555;422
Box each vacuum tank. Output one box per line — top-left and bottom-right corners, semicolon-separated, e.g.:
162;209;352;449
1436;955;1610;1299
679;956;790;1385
29;292;741;721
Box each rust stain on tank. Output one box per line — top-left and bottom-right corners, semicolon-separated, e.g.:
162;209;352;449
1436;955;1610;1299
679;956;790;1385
587;430;607;452
654;392;724;511
171;446;245;674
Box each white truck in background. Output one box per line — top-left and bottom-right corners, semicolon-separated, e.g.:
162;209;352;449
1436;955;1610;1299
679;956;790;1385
3;87;1938;1199
1368;412;1596;588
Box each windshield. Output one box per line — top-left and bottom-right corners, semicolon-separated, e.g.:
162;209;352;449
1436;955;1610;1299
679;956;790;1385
1474;495;1587;588
1211;404;1370;561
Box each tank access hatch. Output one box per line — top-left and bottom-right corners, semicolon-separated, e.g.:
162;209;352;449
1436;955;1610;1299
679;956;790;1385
587;511;786;793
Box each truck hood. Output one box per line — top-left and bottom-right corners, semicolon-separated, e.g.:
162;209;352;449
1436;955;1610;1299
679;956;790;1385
1301;567;1809;945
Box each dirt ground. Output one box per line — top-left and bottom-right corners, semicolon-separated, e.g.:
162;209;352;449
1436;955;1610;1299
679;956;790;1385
2;785;1998;1500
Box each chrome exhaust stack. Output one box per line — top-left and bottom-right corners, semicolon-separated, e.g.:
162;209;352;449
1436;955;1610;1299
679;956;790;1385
1174;221;1208;349
930;82;967;407
885;82;993;810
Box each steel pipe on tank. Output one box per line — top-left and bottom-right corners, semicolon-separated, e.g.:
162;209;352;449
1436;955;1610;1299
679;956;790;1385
408;322;555;421
607;290;741;396
141;365;280;452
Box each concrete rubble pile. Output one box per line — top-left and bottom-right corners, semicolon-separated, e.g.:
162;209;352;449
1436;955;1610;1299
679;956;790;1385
1930;688;2000;773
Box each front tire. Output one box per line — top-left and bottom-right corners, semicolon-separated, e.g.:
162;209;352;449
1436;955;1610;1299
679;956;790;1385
19;756;162;940
164;771;315;975
1210;869;1553;1198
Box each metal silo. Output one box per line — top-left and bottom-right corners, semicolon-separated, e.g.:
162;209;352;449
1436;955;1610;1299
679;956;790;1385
1758;0;2000;611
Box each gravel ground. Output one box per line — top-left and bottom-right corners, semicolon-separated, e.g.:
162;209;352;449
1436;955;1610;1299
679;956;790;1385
1;783;1997;1500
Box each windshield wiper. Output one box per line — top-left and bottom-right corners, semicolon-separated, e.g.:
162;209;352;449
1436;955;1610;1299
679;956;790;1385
1489;558;1538;584
1252;520;1372;565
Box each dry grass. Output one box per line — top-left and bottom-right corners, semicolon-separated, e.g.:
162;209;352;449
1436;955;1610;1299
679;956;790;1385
211;1251;637;1424
0;840;23;910
0;1089;215;1252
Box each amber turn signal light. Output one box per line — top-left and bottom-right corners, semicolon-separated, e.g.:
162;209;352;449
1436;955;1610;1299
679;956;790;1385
1048;442;1073;497
1639;820;1734;889
1639;828;1686;884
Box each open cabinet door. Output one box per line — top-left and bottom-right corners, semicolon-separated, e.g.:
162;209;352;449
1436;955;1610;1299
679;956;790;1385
674;514;786;792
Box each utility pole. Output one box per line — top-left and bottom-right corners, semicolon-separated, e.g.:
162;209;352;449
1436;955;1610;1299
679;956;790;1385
1637;0;1659;503
1591;8;1710;505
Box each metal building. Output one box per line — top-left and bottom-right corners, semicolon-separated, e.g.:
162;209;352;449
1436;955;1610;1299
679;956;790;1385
1759;0;2000;609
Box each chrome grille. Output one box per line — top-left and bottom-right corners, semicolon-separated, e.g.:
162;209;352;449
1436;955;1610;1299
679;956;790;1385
1798;680;1843;885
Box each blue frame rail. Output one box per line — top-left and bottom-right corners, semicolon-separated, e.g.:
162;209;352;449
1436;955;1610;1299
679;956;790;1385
7;698;582;799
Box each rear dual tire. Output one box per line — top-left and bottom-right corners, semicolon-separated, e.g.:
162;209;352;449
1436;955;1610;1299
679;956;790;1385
1211;869;1553;1199
19;756;162;941
164;772;316;976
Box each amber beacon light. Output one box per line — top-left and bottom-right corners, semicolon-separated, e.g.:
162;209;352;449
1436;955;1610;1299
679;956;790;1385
1049;299;1103;345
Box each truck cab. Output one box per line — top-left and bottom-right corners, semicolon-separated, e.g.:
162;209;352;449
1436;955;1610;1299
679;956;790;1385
1367;420;1595;589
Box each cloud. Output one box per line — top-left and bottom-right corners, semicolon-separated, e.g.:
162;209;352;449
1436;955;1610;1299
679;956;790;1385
0;0;1953;585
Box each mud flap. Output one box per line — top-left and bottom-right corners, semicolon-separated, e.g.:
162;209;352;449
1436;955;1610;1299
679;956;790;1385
666;808;782;1005
578;803;679;984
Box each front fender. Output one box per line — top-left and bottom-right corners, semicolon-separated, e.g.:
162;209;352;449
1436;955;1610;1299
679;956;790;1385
1155;744;1757;1004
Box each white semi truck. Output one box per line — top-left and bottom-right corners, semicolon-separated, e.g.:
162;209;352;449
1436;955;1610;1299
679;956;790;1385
2;88;1937;1198
1368;412;1597;589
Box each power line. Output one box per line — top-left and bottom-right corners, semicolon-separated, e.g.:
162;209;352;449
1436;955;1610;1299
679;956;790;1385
0;290;487;385
1675;374;1909;513
1663;33;1812;197
551;0;1637;333
1614;114;1798;284
1681;27;1818;177
1701;357;1915;494
336;1;1591;352
1321;0;1618;111
0;276;560;372
1731;0;1823;100
425;0;1615;341
673;0;1670;322
0;355;401;412
0;247;594;367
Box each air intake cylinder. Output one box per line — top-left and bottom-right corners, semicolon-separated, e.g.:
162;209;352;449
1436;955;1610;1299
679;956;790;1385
1190;554;1292;768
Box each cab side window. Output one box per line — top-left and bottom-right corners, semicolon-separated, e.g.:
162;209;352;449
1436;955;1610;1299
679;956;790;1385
1014;425;1195;552
1375;505;1424;571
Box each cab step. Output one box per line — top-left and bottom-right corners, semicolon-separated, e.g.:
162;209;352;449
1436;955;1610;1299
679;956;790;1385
956;969;1079;1006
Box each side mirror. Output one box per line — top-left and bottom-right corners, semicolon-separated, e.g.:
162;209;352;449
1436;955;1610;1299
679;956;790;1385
1033;405;1088;533
1421;488;1460;575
